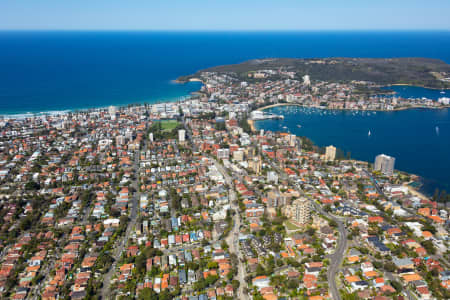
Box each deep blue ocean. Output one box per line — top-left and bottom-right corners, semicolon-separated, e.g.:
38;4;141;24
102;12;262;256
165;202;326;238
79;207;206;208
1;31;450;114
0;31;450;194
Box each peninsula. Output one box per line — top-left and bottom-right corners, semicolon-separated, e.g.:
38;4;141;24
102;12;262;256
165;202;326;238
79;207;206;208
178;57;450;89
177;57;450;113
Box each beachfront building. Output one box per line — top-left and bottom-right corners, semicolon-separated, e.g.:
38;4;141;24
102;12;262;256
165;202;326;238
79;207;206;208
374;154;396;176
325;145;336;161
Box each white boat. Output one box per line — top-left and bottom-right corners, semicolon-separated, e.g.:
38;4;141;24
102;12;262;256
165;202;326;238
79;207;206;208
441;91;445;94
297;124;302;128
436;126;439;135
368;130;371;137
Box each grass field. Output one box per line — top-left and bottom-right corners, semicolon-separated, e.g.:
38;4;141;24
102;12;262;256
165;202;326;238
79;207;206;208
159;120;179;131
285;220;301;231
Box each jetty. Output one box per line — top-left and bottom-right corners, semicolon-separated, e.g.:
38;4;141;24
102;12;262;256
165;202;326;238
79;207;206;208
250;110;284;121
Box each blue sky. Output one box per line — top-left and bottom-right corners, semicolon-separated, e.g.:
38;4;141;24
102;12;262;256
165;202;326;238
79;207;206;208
1;0;449;30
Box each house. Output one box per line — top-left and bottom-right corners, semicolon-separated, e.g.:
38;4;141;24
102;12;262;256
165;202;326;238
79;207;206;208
361;261;373;273
416;286;431;300
347;248;362;263
351;280;369;291
252;276;270;290
373;277;385;288
393;257;414;270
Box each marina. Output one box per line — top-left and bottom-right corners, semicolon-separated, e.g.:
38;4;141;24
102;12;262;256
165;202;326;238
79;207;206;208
250;110;284;120
255;104;450;196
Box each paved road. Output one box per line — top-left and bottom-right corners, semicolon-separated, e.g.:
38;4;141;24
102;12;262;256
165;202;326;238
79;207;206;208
100;148;142;299
314;202;347;300
212;158;249;300
268;157;347;300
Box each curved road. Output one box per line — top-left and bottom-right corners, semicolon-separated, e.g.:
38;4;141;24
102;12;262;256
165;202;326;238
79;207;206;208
314;202;347;300
268;158;347;300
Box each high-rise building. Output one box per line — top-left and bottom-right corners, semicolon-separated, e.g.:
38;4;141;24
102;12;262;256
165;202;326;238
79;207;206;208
288;134;297;147
125;130;133;140
267;171;279;184
249;157;262;174
302;75;311;86
233;149;244;162
267;190;280;208
178;129;186;143
292;197;311;225
108;106;117;119
115;135;125;146
374;154;395;176
217;148;230;160
325;145;336;161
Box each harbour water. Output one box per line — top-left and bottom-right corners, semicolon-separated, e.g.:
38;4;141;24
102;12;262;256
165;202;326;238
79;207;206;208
1;31;450;194
382;85;449;100
254;105;450;196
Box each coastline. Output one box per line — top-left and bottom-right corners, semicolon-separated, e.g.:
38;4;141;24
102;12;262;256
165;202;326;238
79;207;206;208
251;104;445;198
254;102;450;113
174;77;203;84
404;182;429;201
0;85;201;119
386;83;450;91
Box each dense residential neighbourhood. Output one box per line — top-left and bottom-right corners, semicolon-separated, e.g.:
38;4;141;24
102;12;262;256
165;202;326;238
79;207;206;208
0;70;449;300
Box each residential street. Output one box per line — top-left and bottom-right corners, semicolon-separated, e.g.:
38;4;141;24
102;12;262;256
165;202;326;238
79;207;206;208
213;158;249;300
100;148;141;299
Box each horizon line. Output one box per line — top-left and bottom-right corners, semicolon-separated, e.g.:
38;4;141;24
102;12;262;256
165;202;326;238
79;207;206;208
1;29;450;32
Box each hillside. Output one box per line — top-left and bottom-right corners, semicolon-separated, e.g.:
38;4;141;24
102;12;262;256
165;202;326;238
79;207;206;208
178;57;450;89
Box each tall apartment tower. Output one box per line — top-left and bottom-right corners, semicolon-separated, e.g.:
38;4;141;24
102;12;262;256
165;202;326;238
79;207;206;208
267;171;279;184
288;134;297;147
108;105;117;115
374;154;395;176
178;129;186;143
325;145;336;161
292;197;311;225
115;135;126;146
249;157;262;174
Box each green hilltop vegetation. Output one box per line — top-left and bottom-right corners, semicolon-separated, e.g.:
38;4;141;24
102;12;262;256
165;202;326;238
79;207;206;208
178;57;450;89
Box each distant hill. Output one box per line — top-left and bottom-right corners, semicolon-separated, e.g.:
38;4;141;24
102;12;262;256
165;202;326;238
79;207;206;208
178;57;450;89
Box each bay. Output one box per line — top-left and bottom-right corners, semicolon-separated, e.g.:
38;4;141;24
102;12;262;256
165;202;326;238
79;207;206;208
1;30;450;194
254;105;450;195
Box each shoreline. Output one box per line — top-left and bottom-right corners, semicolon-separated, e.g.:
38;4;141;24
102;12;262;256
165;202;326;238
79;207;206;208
404;182;429;201
0;92;198;119
386;83;450;91
254;102;450;113
251;104;444;199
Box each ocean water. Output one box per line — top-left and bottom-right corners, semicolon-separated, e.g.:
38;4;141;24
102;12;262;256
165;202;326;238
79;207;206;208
1;31;450;114
1;31;450;193
254;106;450;195
382;86;449;100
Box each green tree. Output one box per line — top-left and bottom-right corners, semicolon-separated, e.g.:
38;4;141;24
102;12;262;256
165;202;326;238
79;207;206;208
138;288;156;299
